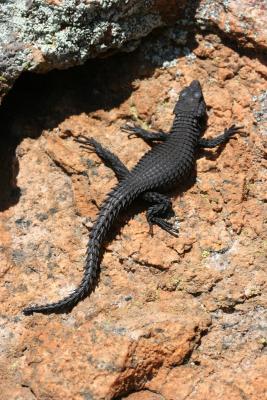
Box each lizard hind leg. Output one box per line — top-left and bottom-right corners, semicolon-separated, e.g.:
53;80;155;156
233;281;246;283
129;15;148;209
143;192;179;237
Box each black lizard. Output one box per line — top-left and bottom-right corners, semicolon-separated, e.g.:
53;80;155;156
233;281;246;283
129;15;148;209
23;80;242;315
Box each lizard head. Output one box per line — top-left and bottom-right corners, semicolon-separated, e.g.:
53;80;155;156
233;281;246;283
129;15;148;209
173;80;207;119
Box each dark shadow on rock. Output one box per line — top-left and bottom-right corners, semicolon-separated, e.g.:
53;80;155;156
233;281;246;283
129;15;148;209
0;136;21;211
0;53;144;210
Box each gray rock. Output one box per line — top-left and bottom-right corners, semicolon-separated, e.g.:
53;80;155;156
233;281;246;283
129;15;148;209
0;0;181;102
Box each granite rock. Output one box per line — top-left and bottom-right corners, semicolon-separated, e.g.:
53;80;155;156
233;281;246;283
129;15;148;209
0;4;266;400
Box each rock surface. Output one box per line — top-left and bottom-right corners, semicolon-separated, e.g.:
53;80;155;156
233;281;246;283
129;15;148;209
0;0;266;103
0;4;267;400
196;0;267;50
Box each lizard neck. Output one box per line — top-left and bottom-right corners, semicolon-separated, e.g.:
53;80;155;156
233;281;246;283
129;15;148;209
170;113;200;135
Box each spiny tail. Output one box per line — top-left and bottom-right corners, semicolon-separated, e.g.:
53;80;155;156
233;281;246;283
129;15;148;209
23;186;136;315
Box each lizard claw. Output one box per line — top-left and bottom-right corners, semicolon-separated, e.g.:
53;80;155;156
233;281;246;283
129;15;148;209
150;217;179;238
224;125;244;138
148;223;154;237
74;136;97;152
74;134;90;143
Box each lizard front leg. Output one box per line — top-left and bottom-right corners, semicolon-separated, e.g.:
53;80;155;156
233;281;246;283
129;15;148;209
198;125;243;148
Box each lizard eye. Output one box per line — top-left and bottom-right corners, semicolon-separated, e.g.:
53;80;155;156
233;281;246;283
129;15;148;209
194;91;201;98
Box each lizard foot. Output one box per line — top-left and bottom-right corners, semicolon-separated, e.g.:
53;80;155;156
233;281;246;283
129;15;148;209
224;124;244;139
74;135;98;152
